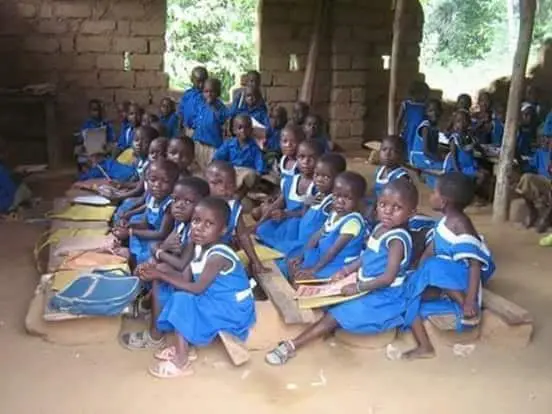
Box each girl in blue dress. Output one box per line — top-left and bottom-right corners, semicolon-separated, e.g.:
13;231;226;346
517;104;538;169
265;179;419;365
290;171;367;281
159;97;179;138
256;139;322;252
140;197;256;378
113;159;178;266
116;102;143;153
402;173;495;359
396;80;429;157
279;124;304;178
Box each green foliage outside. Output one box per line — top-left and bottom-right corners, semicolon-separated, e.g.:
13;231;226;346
165;0;258;101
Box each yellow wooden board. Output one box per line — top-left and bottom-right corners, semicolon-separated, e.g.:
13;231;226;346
237;244;284;266
297;292;367;309
48;205;116;222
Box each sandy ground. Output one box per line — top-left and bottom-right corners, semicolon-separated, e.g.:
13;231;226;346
1;160;552;414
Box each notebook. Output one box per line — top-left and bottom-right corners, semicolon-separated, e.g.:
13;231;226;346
83;127;107;156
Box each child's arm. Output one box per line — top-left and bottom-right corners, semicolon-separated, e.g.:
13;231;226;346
463;260;482;318
296;233;355;280
213;140;230;162
113;178;145;201
256;194;285;224
155;243;195;272
120;199;147;221
236;215;270;274
131;211;175;240
450;141;460;171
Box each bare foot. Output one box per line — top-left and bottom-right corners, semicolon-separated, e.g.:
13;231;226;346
401;346;436;360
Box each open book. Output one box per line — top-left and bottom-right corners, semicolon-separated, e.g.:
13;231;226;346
295;273;367;309
83;127;107;156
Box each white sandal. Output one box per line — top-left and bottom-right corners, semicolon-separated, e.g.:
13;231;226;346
148;360;194;379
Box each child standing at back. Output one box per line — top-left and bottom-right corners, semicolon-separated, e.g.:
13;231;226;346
396;80;429;157
291;101;310;127
159;97;179;138
117;103;144;154
403;173;495;359
179;66;208;135
304;114;331;152
230;70;265;114
265;179;419;365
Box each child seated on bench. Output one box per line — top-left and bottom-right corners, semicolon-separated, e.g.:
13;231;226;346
278;124;304;178
76;99;115;170
265;179;419;366
137;197;256;379
167;136;196;179
116;102;144;154
402;173;495;359
304;114;331;152
0;137;33;215
159;97;179;138
288;171;367;281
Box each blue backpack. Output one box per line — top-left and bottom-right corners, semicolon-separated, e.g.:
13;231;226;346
50;269;141;316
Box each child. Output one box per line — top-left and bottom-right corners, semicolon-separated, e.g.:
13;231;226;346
279;124;305;178
191;78;229;170
265;179;419;365
403;173;495;359
78;153;136;183
159;97;179;138
179;66;208;133
0;137;33;215
167;136;195;178
113;159;178;265
117;100;131;134
456;94;472;112
141;113;160;128
76;99;115;168
138;197;255;378
303;114;330;152
205;160;268;275
515;134;552;231
267;105;288;152
396;80;429;157
256;139;322;252
373;135;410;198
517;103;538;162
289;171;367;281
213;115;265;196
117;102;144;153
230;70;264;114
291;101;310;126
231;86;270;129
491;104;506;146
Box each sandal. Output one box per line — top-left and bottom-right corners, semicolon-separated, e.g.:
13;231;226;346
148;360;194;379
119;330;164;350
154;346;198;362
265;341;296;366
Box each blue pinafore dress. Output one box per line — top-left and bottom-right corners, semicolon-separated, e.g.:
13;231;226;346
401;100;426;157
374;166;410;198
279;155;298;178
221;199;243;245
443;132;478;177
113;158;149;224
403;217;495;331
328;225;413;334
156;244;256;346
409;120;446;188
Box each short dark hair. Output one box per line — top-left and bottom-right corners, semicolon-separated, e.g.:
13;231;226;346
89;99;102;108
335;171;367;198
204;78;221;95
384;178;419;210
150;158;179;183
192;66;208;80
178;135;195;154
233;114;252;128
161;96;176;109
196;196;231;225
427;99;443;115
382;135;405;157
208;160;236;181
457;94;472;107
437;172;475;210
150;120;167;137
282;124;306;142
245;70;261;81
177;176;210;198
318;153;347;175
137;125;159;146
299;139;325;157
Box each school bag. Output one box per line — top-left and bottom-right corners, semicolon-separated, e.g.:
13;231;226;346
49;269;140;316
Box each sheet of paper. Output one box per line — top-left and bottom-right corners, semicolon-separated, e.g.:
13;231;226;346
83;127;107;155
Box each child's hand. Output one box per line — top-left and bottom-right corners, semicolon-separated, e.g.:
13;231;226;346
331;269;349;283
141;268;159;282
270;209;286;221
251;260;271;276
295;268;315;281
341;283;359;296
113;226;130;240
463;300;478;319
160;233;182;253
288;256;302;273
135;262;154;279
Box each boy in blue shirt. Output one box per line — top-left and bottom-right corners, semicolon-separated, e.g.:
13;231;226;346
76;99;115;169
159;97;179;138
179;66;208;134
230;70;265;114
191;78;229;170
117;102;143;153
213;114;264;197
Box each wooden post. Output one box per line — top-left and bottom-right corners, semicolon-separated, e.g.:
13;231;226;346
299;0;330;105
492;0;537;223
387;0;405;137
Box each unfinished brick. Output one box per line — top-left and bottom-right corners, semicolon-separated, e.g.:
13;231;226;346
24;37;59;53
131;20;165;36
99;71;135;88
329;120;350;139
332;71;366;87
351;103;367;118
76;36;110;53
350;120;365;136
272;72;303;87
330;104;351;120
263;24;293;41
53;2;91;18
130;54;163;70
97;54;124;70
266;87;297;102
59;36;75;53
351;87;366;103
136;71;168;88
73;54;97;71
109;2;147;19
148;39;165;54
39;3;53;18
333;26;351;40
37;19;69;35
17;3;37;18
351;56;380;70
112;37;147;53
80;20;116;35
63;71;100;88
331;89;351;104
115;89;152;105
331;54;352;70
116;21;131;36
259;56;288;71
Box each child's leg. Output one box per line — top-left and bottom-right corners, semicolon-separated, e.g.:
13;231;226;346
148;332;194;378
149;280;164;341
402;316;435;359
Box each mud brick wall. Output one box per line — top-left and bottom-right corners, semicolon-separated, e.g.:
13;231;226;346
259;0;423;146
0;0;167;161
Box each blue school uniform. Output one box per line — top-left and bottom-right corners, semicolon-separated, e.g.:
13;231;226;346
299;212;366;279
400;100;426;156
112;158;149;224
266;128;282;152
443;132;478;177
0;163;17;213
156;243;256;346
129;194;172;264
374;166;410;198
191;100;229;149
327;225;413;334
80;118;115;143
404;217;495;331
160;112;179;138
279;155;298;178
117;125;135;151
256;174;316;251
491;119;504;146
79;158;136;182
221;199;243;245
529;149;551;179
232;104;270;129
213;137;265;174
543;112;552;137
410;120;446;188
179;87;203;129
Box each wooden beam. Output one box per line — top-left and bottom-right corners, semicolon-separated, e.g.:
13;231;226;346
492;0;537;222
482;288;533;326
299;0;330;105
387;0;405;137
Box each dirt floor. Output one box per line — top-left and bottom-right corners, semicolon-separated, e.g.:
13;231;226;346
1;159;552;414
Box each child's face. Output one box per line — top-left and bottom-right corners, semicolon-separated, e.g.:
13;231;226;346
141;113;152;127
297;143;318;177
132;129;148;157
332;178;358;216
192;70;207;90
303;116;320;138
313;161;335;194
457;96;471;111
128;105;141;127
292;103;308;125
167;139;193;169
160;99;173;117
203;82;219;104
280;129;299;157
148;139;166;162
118;103;129;122
380;140;401;167
146;164;173;201
246;74;260;90
233;118;252;141
376;188;413;229
89;102;102;120
190;205;227;246
426;103;441;123
206;166;236;198
429;187;445;212
245;89;257;108
521;108;534;126
452;113;469;133
270;107;287;130
478;93;491;112
171;184;202;223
